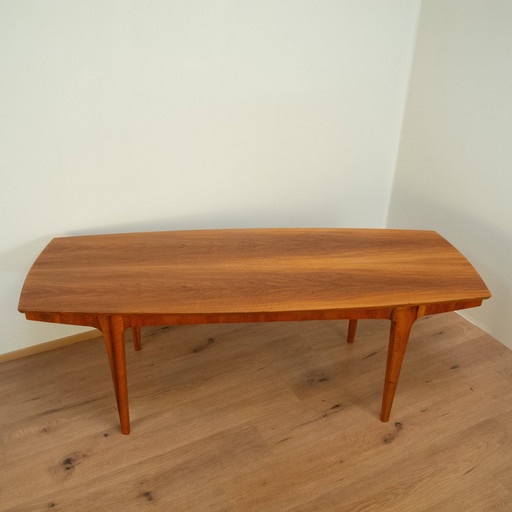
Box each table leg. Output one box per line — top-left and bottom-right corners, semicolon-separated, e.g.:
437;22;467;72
100;315;131;434
100;320;119;407
347;319;358;343
132;326;142;351
380;306;418;422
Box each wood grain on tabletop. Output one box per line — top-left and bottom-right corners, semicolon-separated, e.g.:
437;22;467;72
18;228;490;316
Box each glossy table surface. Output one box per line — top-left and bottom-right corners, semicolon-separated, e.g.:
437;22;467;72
19;228;490;318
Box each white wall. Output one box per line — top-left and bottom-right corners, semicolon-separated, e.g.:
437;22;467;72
388;0;512;347
0;1;420;354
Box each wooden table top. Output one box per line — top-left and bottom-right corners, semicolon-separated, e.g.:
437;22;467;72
18;228;490;317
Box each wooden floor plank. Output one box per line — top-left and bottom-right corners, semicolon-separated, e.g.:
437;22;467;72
1;313;512;511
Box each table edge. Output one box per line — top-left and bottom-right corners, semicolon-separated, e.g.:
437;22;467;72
22;298;486;329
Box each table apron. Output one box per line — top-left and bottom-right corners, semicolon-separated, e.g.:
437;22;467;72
24;299;483;330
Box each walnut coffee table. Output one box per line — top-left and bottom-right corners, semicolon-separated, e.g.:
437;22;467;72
18;228;490;434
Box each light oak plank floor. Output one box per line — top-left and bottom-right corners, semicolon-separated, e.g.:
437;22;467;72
1;313;512;511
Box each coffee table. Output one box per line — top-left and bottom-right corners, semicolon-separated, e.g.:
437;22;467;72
18;228;490;434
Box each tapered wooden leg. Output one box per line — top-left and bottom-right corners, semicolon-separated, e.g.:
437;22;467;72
132;326;142;351
347;319;358;343
98;317;119;406
99;315;130;434
110;316;130;434
380;306;418;422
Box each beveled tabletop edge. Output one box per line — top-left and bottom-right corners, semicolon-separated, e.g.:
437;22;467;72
23;298;486;329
